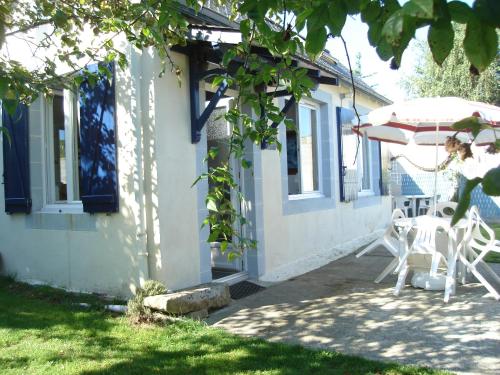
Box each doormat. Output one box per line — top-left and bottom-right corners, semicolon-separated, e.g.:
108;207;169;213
229;281;266;300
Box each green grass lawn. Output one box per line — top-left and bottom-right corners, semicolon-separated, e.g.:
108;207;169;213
0;277;448;375
484;223;500;263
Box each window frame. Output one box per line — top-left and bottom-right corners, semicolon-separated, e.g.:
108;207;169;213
287;100;323;199
357;133;375;197
41;89;83;214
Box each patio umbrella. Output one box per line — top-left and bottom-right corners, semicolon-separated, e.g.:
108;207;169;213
352;97;500;214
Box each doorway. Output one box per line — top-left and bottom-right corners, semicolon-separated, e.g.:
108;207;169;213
205;95;247;284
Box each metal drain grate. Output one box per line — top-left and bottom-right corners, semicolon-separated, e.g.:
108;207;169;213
229;281;265;300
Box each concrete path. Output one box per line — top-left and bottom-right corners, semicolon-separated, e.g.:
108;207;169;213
208;250;500;375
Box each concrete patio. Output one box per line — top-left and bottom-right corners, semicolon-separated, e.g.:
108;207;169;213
208;249;500;375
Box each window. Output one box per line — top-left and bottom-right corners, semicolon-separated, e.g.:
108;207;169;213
1;62;118;215
286;102;321;196
337;107;378;202
44;90;82;209
358;133;372;194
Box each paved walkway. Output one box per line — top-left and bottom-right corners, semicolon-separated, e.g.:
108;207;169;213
208;250;500;375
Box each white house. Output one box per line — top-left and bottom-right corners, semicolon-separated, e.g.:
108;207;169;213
0;5;392;297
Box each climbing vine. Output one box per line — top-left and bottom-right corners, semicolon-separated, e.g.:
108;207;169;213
0;0;499;251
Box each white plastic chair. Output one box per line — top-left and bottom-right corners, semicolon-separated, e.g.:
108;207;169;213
426;201;458;218
443;210;473;302
457;206;500;300
390;183;412;217
393;197;412;217
418;197;432;215
394;217;450;296
357;208;406;283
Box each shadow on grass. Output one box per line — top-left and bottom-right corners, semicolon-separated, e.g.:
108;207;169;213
0;277;444;375
77;330;441;375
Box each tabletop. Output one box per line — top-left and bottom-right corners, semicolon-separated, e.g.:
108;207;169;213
394;215;468;230
403;195;433;199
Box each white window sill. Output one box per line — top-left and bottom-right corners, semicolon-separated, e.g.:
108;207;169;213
288;192;325;201
358;190;375;198
40;203;84;214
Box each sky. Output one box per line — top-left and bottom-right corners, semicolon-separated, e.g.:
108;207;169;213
327;1;475;103
327;16;422;103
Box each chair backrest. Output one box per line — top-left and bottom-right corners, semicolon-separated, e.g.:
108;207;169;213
411;217;449;256
389;208;406;238
468;206;496;263
426;201;458;218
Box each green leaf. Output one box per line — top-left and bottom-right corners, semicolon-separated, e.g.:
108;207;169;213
222;48;237;67
448;1;472;24
206;200;218;212
342;0;361;15
0;77;8;98
327;4;347;36
361;2;381;23
241;159;252;169
451;116;482;137
2;99;18;116
207;230;220;243
53;9;68;28
473;0;500;28
208;147;219;159
284;118;295;130
382;9;405;46
367;21;382;46
402;0;434;19
240;19;251;36
220;241;228;253
482;167;500;196
305;25;327;58
451;177;482;226
0;126;11;145
464;17;498;72
427;20;454;65
376;39;393;61
295;9;314;32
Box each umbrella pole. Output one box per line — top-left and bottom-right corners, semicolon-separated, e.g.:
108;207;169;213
433;124;439;215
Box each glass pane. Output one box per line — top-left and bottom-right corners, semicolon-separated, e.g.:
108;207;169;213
286;103;300;195
299;105;319;193
52;94;67;201
362;134;371;190
72;97;81;201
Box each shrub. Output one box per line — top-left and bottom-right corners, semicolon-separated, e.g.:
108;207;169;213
127;280;167;323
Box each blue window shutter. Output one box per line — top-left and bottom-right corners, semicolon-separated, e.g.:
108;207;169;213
79;63;119;213
371;140;382;195
2;103;31;213
336;107;346;202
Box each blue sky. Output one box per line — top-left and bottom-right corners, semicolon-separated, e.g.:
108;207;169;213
327;1;474;103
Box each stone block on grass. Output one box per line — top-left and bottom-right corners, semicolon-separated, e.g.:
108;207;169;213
143;283;230;315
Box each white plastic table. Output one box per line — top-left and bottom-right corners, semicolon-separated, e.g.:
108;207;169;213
403;195;433;217
394;216;468;290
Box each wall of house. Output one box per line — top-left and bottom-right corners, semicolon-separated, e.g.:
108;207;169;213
0;43;149;297
138;49;207;291
257;84;392;282
0;45;209;296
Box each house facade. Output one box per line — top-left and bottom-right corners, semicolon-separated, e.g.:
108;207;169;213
0;6;392;297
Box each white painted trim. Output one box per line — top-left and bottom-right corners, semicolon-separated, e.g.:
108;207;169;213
288;192;325;200
40;202;83;214
42;89;80;208
212;271;248;286
358;190;375;198
259;229;384;283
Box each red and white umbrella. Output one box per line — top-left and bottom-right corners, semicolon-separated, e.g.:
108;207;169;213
353;97;500;146
352;97;500;215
